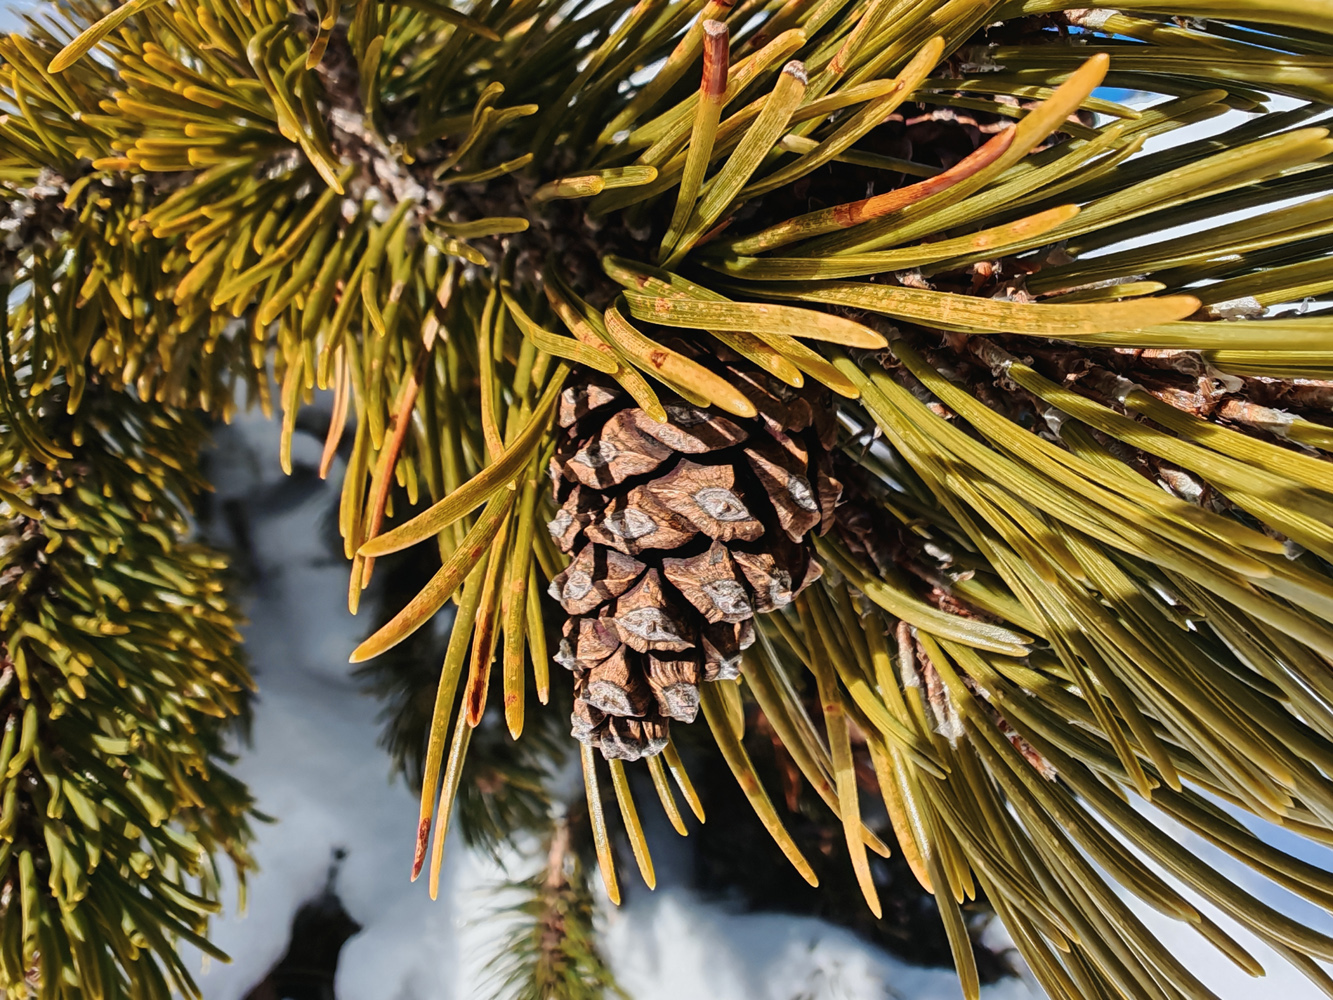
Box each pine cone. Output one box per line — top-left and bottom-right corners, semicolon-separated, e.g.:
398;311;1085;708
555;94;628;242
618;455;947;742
547;362;839;760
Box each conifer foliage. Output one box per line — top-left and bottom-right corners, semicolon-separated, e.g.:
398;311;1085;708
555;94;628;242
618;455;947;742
0;381;253;998
5;0;1333;994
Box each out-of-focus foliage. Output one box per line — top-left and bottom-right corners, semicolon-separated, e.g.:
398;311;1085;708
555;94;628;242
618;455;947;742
481;817;627;1000
0;374;254;999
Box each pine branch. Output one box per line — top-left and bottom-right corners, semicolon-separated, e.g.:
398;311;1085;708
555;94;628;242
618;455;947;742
0;376;254;999
481;816;628;1000
5;0;1333;996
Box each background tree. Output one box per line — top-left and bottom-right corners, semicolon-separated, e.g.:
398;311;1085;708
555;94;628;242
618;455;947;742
3;0;1333;997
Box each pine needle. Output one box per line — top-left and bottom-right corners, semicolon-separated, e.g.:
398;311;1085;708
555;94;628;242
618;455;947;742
581;744;621;905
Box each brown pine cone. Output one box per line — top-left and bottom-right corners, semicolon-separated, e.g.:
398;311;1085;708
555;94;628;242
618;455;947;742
547;363;838;760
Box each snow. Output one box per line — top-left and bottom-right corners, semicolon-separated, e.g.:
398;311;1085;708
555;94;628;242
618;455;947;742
187;406;1333;1000
600;893;1036;1000
183;413;463;1000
